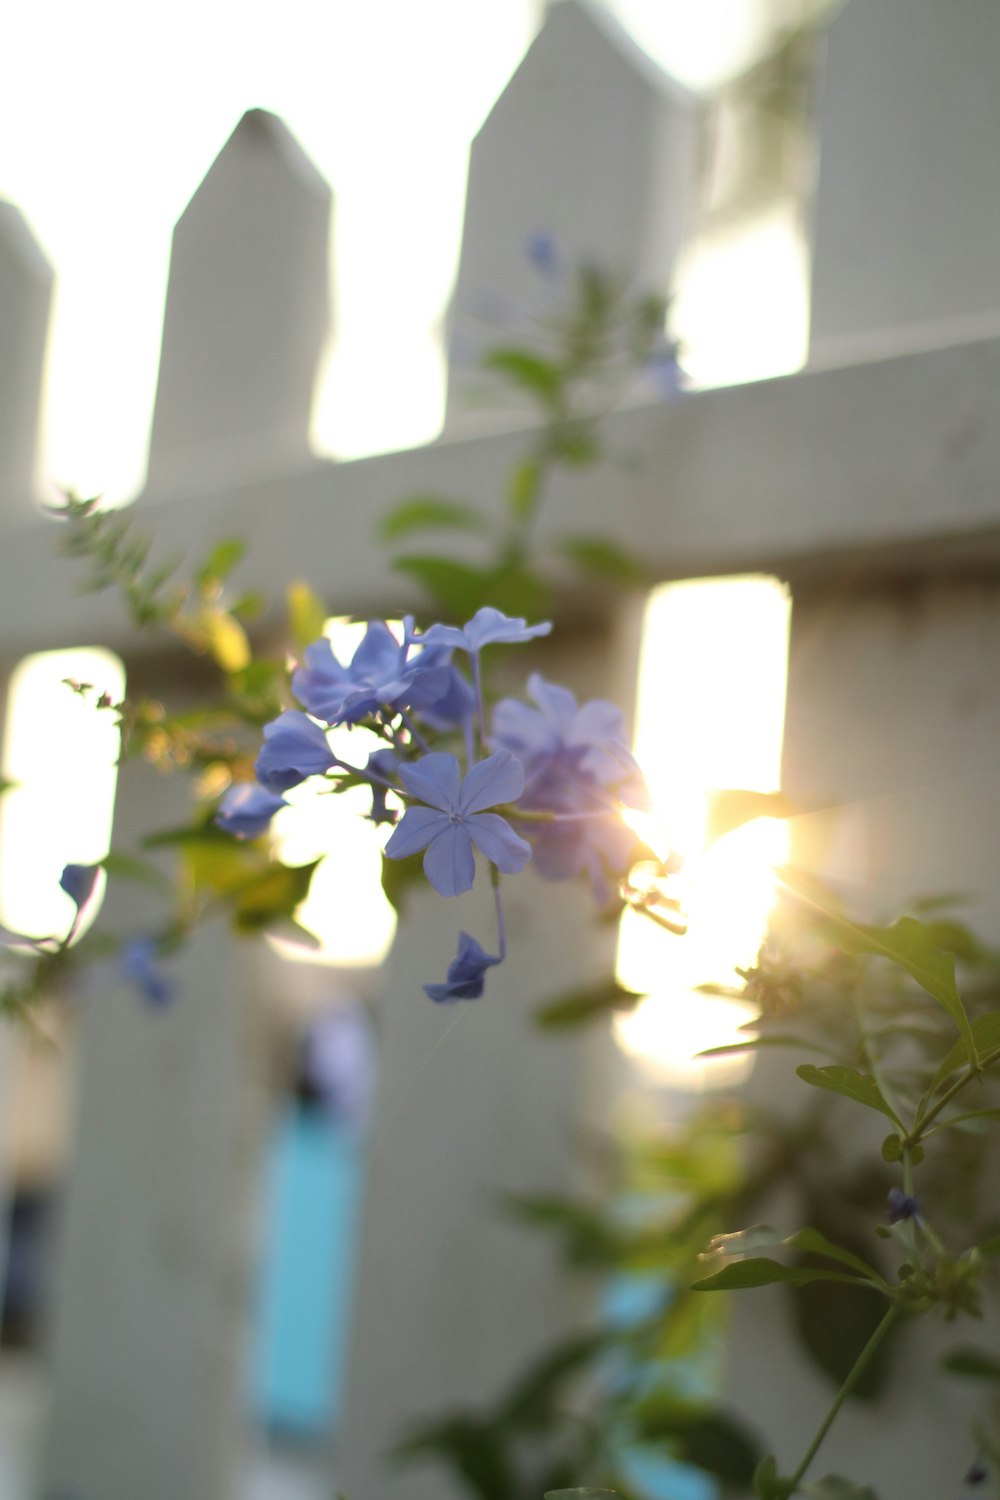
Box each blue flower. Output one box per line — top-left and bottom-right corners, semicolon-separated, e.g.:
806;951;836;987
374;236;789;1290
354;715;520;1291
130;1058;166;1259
59;863;101;909
415;659;477;730
887;1187;922;1224
215;783;287;839
120;938;177;1009
525;230;560;279
292;623;449;726
416;608;552;655
424;932;501;1003
492;674;647;900
493;673;640;788
384;750;531;896
255;711;336;794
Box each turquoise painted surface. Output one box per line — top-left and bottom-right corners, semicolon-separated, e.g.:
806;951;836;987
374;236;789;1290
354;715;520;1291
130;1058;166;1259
251;1105;365;1435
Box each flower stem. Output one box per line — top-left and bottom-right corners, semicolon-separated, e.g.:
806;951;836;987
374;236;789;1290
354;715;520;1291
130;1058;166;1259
491;867;507;961
786;1300;903;1494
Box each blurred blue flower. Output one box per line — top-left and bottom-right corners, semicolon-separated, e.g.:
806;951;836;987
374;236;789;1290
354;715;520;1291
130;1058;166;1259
887;1187;922;1224
292;623;448;726
59;863;100;909
120;938;177;1009
417;607;552;655
255;711;336;794
299;1003;377;1128
384;750;531;896
215;783;287;839
525;230;561;279
424;932;501;1003
492;674;646;901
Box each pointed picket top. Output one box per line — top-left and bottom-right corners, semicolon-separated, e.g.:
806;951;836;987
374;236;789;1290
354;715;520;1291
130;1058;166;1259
0;202;53;516
146;109;332;497
445;0;698;430
811;0;1000;362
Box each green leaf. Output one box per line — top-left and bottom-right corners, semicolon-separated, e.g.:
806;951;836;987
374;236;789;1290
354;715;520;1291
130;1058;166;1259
393;556;496;620
753;1454;792;1499
922;1010;1000;1102
500;1331;610;1429
507;459;542;523
549;422;601;466
100;852;171;893
286;580;328;651
195;537;245;586
697;1034;837;1061
881;1134;903;1162
534;979;643;1030
941;1346;1000;1381
396;1416;513;1500
707;789;797;845
632;1397;761;1485
231;859;320;933
482;347;563;406
380;850;424;917
784;1229;886;1284
932;1107;1000;1133
378;495;485;542
557;536;648;585
799;1477;879;1499
778;871;976;1065
795;1065;904;1127
692;1258;868;1292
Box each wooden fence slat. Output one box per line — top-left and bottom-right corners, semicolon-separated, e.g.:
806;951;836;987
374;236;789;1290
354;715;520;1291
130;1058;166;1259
811;0;1000;361
446;0;699;428
0;203;52;515
146;109;331;497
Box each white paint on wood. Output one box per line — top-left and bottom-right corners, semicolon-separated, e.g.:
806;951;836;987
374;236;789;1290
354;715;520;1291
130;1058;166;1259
446;0;699;428
0;204;51;512
146;110;331;498
811;0;1000;360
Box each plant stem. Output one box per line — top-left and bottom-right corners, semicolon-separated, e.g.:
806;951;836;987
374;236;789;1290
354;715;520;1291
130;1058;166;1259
910;1042;1000;1140
786;1301;903;1494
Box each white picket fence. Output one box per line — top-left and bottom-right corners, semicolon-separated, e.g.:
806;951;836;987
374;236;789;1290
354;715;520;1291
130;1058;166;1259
2;1;1000;1497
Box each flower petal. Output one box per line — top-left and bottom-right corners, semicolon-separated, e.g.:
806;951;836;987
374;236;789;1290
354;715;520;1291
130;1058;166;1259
398;751;463;811
384;806;446;861
459;750;525;814
422;824;476;896
465;812;532;874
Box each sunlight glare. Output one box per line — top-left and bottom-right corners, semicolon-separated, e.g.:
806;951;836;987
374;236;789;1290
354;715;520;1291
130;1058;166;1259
0;648;125;942
267;620;397;969
615;577;791;1088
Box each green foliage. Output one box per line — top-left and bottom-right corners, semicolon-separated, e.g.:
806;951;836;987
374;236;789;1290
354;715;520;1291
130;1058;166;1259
379;263;665;624
799;1478;879;1500
377;495;486;542
533;978;644;1030
941;1346;1000;1381
794;1065;903;1127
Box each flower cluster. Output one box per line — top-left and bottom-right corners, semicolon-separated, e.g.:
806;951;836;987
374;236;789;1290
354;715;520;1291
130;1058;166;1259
217;608;654;1002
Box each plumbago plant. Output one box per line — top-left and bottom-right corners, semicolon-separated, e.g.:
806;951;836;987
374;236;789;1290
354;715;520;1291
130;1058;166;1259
0;257;677;1019
393;878;1000;1500
0;257;998;1500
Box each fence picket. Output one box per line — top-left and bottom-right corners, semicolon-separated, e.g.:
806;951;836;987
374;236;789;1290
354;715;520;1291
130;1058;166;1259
146;108;332;497
446;0;699;429
0;203;52;515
